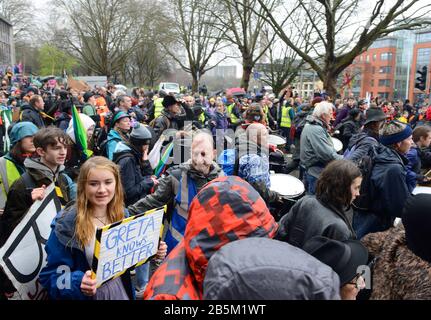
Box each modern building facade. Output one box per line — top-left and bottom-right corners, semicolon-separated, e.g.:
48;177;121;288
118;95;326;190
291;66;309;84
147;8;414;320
347;28;431;103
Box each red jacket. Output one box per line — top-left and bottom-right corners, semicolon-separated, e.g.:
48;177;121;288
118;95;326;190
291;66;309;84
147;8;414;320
143;176;279;300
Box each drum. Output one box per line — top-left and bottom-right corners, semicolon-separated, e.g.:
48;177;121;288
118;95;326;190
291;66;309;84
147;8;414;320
331;137;343;153
413;186;431;195
270;174;305;198
269;149;287;173
269;134;286;149
269;174;305;219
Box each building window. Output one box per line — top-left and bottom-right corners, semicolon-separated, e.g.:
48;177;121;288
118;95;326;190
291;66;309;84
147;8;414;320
379;66;392;74
373;54;377;61
371;80;374;87
370;38;398;49
417;47;431;69
380;52;393;61
372;67;376;74
378;92;390;99
366;55;370;62
416;32;431;44
378;79;391;87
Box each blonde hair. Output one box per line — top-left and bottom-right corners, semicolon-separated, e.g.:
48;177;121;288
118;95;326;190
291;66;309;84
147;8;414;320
75;156;125;248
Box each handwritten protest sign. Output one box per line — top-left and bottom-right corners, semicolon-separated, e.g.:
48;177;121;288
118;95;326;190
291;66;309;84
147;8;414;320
91;206;165;287
0;184;61;300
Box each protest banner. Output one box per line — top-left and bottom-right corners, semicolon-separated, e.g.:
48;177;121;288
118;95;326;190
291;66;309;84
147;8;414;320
0;184;61;300
91;206;166;287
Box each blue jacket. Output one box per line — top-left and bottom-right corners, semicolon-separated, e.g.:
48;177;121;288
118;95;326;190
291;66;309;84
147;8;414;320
112;144;154;206
39;206;135;300
106;129;129;161
406;146;423;189
368;145;411;219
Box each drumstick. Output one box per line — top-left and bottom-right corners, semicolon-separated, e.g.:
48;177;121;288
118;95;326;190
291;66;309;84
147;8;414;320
425;169;431;178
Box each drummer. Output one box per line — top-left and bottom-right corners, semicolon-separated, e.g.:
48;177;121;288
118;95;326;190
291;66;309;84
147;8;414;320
235;103;267;142
300;101;343;194
238;123;283;207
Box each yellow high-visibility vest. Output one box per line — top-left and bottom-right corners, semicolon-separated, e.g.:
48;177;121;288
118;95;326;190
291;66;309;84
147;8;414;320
154;98;164;118
0;157;21;208
280;106;293;128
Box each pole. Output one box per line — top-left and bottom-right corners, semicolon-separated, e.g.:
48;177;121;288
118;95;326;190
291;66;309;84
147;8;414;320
405;48;411;102
299;68;304;99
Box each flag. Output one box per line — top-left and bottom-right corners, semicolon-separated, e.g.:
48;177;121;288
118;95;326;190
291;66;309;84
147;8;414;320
154;142;174;177
72;105;93;159
1;108;12;153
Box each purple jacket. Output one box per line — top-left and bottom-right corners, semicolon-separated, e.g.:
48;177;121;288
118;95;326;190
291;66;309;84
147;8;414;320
334;105;351;127
210;112;229;135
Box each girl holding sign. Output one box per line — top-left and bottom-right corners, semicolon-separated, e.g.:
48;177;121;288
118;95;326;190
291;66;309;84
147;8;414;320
39;156;167;300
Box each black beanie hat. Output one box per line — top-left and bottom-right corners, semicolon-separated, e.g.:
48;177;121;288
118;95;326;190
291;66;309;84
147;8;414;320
403;193;431;263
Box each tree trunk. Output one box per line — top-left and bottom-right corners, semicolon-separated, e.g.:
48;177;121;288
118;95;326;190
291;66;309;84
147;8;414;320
323;75;338;99
241;63;253;91
192;77;199;93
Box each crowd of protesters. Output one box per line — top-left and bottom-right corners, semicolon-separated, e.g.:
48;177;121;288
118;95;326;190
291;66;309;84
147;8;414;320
0;69;431;301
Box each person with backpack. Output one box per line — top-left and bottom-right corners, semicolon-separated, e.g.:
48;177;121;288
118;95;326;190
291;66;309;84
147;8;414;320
151;95;183;141
127;132;224;255
111;124;157;298
105;111;132;161
0;127;76;299
113;124;156;207
352;121;413;239
344;107;387;164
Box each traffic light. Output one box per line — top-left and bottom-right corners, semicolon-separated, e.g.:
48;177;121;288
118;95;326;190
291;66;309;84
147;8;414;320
415;66;428;91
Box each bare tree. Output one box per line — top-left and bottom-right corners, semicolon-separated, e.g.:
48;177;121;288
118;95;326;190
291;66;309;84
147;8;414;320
53;0;145;80
211;0;280;91
256;0;431;97
257;12;314;96
164;0;229;93
0;0;36;41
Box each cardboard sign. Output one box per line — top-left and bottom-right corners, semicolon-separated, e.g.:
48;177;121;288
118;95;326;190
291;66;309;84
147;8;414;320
91;206;165;287
0;184;61;300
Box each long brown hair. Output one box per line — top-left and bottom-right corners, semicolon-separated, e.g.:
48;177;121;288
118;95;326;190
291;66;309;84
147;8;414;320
316;160;362;210
75;156;125;248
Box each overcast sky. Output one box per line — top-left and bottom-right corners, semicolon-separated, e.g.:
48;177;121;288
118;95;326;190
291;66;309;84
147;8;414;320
28;0;431;78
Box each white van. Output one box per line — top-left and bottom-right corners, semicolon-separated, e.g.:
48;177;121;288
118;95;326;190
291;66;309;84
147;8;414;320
159;82;180;95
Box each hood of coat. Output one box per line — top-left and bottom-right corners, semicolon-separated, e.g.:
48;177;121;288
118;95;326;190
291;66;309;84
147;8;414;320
178;159;223;181
53;205;82;251
24;157;64;183
203;238;341;300
374;144;409;166
183;176;278;292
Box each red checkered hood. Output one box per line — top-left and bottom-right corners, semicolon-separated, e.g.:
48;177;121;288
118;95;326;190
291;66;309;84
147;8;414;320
184;176;278;291
143;176;278;300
